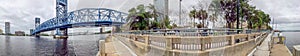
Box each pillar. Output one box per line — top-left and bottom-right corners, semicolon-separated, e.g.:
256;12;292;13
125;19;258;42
165;38;173;56
293;45;300;56
54;28;68;39
100;27;105;33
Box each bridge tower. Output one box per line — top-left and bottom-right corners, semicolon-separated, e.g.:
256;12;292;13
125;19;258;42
35;17;41;37
55;0;68;38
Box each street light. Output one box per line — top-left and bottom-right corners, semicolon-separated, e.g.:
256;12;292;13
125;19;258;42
237;0;240;30
179;0;182;26
236;0;240;34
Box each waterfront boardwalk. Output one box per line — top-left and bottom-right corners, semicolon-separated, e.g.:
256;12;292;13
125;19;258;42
270;37;292;56
253;32;273;56
98;36;136;56
98;30;270;56
97;30;294;56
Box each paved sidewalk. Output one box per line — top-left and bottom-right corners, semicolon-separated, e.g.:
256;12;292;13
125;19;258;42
97;36;137;56
270;37;292;56
253;32;273;56
112;36;137;56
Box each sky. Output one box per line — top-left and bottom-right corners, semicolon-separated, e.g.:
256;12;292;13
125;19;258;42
0;0;299;34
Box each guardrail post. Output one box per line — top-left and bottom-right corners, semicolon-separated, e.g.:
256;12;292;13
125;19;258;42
99;40;106;56
145;35;149;51
166;38;173;56
201;38;206;51
229;35;235;45
133;35;137;41
247;34;250;41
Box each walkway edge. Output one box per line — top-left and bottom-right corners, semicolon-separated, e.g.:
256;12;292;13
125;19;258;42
113;36;138;56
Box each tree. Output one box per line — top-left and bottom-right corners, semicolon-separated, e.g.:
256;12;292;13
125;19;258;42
127;5;151;30
209;14;218;27
211;0;272;29
127;4;173;30
220;0;238;28
208;0;223;28
196;9;208;28
189;9;197;28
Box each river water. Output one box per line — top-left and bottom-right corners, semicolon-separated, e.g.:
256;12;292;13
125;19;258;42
0;32;299;55
279;32;300;51
0;34;107;56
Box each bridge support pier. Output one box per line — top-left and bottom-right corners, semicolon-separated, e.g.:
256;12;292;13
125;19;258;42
100;27;105;33
54;28;68;39
34;34;40;37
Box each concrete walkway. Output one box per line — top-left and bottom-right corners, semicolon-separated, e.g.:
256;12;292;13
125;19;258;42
270;44;292;56
97;36;137;56
253;32;273;56
112;36;137;56
270;37;292;56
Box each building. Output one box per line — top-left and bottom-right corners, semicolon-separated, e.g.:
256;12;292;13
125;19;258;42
0;29;3;34
5;22;10;35
35;17;40;28
15;31;25;36
30;29;34;35
154;0;169;22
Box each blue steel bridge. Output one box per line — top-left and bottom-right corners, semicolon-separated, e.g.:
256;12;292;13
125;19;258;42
31;0;128;37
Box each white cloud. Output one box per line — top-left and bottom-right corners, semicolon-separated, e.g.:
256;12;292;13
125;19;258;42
1;0;299;34
249;0;300;30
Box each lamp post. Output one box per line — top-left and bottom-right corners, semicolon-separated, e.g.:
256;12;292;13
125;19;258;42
237;0;240;29
236;0;240;33
179;0;182;26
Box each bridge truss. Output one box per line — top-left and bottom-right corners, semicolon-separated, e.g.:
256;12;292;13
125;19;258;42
32;8;128;35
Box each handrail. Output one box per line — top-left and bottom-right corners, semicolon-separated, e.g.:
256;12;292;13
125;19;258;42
113;31;270;56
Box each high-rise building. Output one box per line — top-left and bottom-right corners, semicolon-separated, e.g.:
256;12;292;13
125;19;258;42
154;0;169;22
35;17;40;28
5;22;10;35
30;29;34;35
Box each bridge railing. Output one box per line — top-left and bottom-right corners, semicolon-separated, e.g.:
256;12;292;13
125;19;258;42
32;8;128;35
113;29;270;56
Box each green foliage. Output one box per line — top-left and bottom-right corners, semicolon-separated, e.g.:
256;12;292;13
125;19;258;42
189;9;208;28
172;23;177;28
127;4;173;30
40;34;49;36
189;9;197;27
209;0;271;29
164;17;172;29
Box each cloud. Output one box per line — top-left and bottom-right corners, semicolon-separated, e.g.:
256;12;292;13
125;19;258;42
249;0;300;30
0;0;55;34
1;0;299;34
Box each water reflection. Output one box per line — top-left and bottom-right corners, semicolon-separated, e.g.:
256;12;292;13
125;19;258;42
0;34;107;56
54;39;67;55
5;36;11;56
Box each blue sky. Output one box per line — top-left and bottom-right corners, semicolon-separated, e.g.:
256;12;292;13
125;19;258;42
0;0;299;34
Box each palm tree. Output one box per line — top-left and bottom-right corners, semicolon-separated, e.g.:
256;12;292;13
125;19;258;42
189;9;197;28
196;9;208;28
209;14;218;27
127;5;151;30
